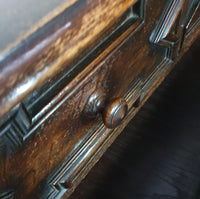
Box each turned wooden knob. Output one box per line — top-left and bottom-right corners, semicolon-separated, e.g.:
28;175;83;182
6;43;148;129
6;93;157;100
85;89;128;129
102;98;128;129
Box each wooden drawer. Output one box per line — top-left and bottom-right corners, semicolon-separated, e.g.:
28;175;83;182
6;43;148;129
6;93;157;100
0;0;200;199
0;4;145;198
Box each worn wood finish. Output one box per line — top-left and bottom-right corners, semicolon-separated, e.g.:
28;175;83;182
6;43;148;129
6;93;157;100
0;0;77;52
85;91;128;129
0;0;138;118
102;98;128;129
0;0;199;198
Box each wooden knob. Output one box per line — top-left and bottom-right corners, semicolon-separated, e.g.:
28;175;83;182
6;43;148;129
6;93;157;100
102;98;128;129
85;89;128;129
84;88;106;118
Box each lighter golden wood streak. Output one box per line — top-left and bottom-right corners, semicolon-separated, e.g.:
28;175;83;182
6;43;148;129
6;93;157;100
0;0;78;55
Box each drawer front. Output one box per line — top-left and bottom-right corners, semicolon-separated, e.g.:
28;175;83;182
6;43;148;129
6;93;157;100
0;4;145;197
0;0;199;199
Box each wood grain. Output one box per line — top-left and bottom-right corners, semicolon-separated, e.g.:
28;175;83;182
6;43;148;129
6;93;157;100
0;0;138;119
0;0;78;52
0;0;199;198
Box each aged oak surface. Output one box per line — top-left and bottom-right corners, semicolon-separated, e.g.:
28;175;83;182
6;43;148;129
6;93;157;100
0;0;199;198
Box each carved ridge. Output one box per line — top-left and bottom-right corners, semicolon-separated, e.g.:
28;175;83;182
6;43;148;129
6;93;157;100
149;0;185;61
150;0;183;44
185;2;200;37
0;104;31;150
150;0;200;61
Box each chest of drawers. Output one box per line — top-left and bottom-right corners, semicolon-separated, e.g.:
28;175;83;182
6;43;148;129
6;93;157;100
0;0;199;198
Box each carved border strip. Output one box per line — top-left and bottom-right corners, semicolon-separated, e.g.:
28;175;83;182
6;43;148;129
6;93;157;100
141;58;171;98
149;0;184;60
150;0;200;61
0;105;31;149
150;0;183;44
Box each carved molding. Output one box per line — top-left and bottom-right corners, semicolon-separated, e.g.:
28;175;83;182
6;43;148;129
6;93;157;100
0;104;31;151
184;1;200;37
150;0;200;61
150;0;183;44
150;0;184;60
141;58;171;101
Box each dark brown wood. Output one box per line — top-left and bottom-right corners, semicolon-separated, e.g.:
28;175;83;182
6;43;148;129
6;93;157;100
0;0;199;199
102;98;128;129
84;88;106;118
70;38;200;199
85;90;128;128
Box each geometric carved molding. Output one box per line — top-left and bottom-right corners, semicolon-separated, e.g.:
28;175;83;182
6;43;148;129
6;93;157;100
184;1;200;37
150;0;183;43
150;0;184;60
150;0;200;61
0;104;31;151
141;58;171;99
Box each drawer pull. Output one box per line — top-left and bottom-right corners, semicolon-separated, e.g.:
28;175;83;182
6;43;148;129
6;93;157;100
85;89;128;129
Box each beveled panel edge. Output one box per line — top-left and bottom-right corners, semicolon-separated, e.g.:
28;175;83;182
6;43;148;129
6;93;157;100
183;2;200;49
150;0;200;62
149;0;200;61
185;1;200;36
149;0;183;44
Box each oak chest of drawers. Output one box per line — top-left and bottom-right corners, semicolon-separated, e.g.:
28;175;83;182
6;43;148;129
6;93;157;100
0;0;199;198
